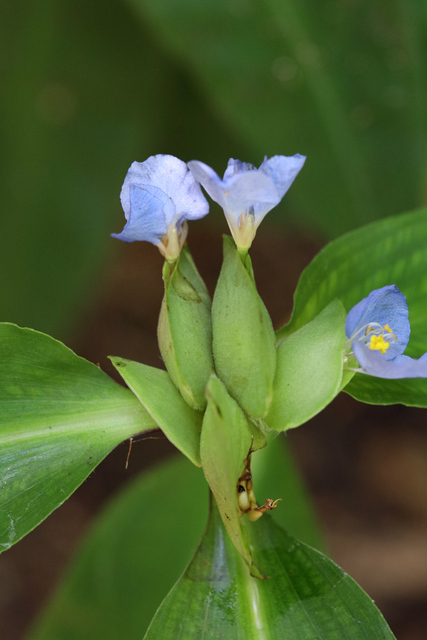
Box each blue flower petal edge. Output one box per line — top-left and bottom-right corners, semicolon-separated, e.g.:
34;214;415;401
188;154;305;250
346;284;427;379
112;155;209;260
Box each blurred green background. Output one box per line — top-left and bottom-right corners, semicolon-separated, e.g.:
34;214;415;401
2;1;427;639
2;0;427;339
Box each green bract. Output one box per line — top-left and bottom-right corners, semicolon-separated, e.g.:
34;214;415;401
212;235;276;418
157;246;213;410
110;357;203;466
267;299;347;431
200;375;258;574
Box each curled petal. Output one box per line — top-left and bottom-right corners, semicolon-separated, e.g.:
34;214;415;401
112;155;209;246
346;285;410;359
111;184;173;244
352;342;427;379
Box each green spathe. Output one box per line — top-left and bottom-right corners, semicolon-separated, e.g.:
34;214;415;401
212;235;276;418
157;245;213;410
110;357;203;466
200;375;264;576
267;299;346;430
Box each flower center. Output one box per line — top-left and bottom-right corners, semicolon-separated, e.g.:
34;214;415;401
355;322;397;355
345;321;398;362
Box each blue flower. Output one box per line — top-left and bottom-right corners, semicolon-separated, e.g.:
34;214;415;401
112;155;209;260
187;154;306;251
345;285;427;379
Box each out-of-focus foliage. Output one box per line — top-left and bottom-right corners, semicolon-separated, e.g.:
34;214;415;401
128;0;427;235
0;0;239;337
2;0;427;337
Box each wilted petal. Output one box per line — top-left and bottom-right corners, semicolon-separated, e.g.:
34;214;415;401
112;155;209;247
111;184;173;244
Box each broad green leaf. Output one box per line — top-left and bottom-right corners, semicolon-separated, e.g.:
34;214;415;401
268;300;347;430
0;324;156;552
28;440;323;639
127;0;427;237
145;501;395;639
27;457;209;640
157;247;213;411
276;208;427;407
110;356;203;466
200;375;259;574
212;236;276;419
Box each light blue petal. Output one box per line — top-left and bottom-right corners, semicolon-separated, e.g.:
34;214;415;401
188;154;305;227
112;184;173;244
346;285;410;358
223;158;256;179
353;341;427;379
113;155;209;244
260;154;306;195
186;161;228;212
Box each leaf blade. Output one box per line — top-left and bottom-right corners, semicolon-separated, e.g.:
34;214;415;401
145;502;396;639
0;324;156;552
276;208;427;407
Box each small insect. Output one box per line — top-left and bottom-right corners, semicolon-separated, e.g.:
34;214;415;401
236;452;281;521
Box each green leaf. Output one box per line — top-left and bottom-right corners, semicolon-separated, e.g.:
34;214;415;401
145;500;396;639
276;208;427;407
212;236;276;419
27;457;209;640
158;247;213;411
268;299;346;430
0;324;156;552
200;375;258;573
127;0;427;237
110;356;203;466
28;442;323;639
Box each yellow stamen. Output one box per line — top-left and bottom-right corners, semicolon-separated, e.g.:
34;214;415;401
384;324;392;333
368;334;390;355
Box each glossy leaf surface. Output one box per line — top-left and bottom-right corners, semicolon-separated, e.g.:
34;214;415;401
276;208;427;407
28;442;324;639
145;501;396;639
268;299;346;430
28;457;209;640
0;324;156;552
110;356;203;466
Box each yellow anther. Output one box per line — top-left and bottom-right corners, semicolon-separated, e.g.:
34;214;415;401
368;334;390;355
384;324;393;333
